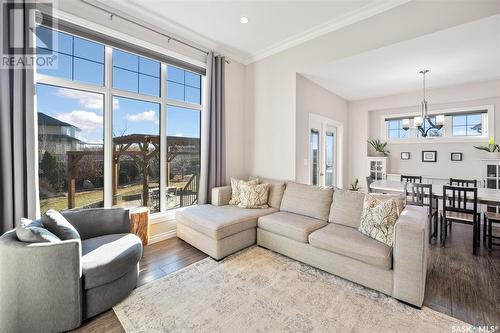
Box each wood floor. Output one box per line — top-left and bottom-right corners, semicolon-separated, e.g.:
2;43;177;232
74;224;499;332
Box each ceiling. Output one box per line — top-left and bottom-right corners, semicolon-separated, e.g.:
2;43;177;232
100;0;409;63
302;14;500;101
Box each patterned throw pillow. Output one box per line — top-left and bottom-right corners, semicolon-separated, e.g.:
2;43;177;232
238;183;270;209
358;195;399;247
229;178;259;205
367;193;405;216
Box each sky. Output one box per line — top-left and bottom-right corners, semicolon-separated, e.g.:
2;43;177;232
37;84;201;144
36;27;201;144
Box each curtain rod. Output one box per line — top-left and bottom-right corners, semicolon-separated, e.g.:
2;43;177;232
80;0;210;56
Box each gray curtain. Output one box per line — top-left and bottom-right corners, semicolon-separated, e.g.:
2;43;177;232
198;52;226;204
0;0;34;234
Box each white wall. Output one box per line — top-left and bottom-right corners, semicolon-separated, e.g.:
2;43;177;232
348;79;500;188
296;75;348;186
245;0;498;183
224;60;247;183
245;57;297;180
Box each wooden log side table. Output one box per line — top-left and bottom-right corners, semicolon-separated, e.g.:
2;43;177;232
130;207;150;246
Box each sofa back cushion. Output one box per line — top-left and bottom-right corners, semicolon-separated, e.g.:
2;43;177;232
62;208;130;240
280;182;333;221
329;188;366;228
250;176;286;209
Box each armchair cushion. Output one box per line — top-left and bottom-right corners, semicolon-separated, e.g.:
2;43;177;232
42;209;81;240
63;208;130;240
81;233;142;289
16;218;61;243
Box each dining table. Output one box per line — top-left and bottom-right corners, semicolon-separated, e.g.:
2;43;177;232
370;180;500;205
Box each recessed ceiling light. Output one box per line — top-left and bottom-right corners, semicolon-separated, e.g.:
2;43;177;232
240;16;249;24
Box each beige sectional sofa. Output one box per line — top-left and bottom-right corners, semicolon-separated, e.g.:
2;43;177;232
176;179;429;307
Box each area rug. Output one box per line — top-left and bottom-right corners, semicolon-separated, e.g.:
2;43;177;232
114;246;466;332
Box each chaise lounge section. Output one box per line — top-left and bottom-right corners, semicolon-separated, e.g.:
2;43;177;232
176;178;285;259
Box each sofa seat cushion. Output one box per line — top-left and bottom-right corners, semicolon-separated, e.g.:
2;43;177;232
309;224;392;270
258;212;328;243
176;205;278;240
82;233;142;290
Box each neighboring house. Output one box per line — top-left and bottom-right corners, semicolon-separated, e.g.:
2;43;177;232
38;112;82;161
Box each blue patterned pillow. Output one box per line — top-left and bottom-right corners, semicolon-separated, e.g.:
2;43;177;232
16;218;61;243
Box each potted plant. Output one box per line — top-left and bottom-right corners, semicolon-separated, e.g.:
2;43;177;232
368;139;390;156
350;178;361;191
474;137;500;158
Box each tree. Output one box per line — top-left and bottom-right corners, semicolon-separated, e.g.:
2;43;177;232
39;151;59;188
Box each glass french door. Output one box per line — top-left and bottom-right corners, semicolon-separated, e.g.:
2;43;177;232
310;124;337;187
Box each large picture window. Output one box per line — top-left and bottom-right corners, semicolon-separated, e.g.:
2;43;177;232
37;84;104;215
112;97;161;212
35;26;203;216
166;106;201;209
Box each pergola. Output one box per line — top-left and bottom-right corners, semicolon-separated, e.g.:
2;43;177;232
66;134;200;209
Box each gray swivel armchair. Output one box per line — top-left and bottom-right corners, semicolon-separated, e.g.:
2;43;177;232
0;208;143;333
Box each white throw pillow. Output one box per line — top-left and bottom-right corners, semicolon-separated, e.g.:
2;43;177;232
238;183;270;209
229;178;259;205
358;194;399;247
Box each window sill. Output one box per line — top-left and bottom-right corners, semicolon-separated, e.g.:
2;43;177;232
149;206;189;225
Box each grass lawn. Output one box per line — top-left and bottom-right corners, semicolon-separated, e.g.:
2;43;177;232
40;181;187;215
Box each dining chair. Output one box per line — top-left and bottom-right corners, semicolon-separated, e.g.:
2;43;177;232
449;178;477;187
401;175;422;183
405;183;438;243
448;178;479;233
366;176;374;193
483;212;500;250
440;185;479;255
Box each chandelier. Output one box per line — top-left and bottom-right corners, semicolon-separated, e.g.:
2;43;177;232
402;70;444;137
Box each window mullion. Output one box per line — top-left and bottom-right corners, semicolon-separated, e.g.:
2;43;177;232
159;63;167;212
104;46;113;207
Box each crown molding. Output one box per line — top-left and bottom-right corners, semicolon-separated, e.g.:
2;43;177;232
245;0;412;64
100;0;250;64
82;0;410;66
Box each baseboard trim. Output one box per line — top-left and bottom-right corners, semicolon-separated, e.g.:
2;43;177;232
149;230;176;244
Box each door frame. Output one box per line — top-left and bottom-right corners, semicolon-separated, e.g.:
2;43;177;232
308;113;344;188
